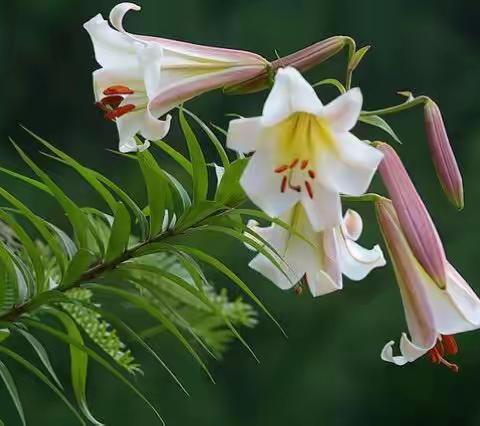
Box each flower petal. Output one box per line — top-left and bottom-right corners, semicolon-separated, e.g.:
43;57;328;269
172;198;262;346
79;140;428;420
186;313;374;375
262;67;323;127
84;14;138;69
240;147;300;218
91;67;144;101
140;107;171;141
301;181;342;231
342;209;363;241
306;270;342;297
116;110;144;152
381;333;431;366
322;88;363;132
317;132;383;195
226;117;264;153
109;2;141;34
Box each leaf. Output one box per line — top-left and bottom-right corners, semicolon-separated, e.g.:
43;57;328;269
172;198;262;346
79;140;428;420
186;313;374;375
215;158;248;206
137;149;168;237
105;202;131;262
165;245;285;337
16;328;63;389
183;108;230;168
359;115;402;144
61;249;95;288
12;141;90;249
175;200;224;232
23;318;165;425
48;308;103;426
0;359;26;426
0;165;51;195
179;107;209;203
349;45;371;71
312;78;346;94
152;140;193;176
0;243;19;314
0;346;86;425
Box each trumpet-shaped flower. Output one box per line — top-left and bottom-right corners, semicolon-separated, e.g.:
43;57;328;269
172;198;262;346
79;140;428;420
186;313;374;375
84;2;269;152
247;206;385;297
376;199;480;371
227;67;383;230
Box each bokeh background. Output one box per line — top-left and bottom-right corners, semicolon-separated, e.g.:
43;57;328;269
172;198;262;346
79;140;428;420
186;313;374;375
1;0;480;425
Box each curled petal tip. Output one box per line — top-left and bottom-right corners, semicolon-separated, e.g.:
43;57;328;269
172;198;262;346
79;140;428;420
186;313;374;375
110;3;142;33
424;100;464;210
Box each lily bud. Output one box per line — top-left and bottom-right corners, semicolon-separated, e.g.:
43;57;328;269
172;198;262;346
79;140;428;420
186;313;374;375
376;142;447;289
424;100;464;209
224;36;347;95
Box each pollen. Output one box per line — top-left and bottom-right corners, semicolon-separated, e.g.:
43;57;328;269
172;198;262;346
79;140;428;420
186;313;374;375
274;165;289;173
289;158;299;169
308;169;316;179
427;335;459;373
103;85;135;95
305;181;313;199
100;95;124;108
104;104;136;120
300;160;309;170
280;176;287;193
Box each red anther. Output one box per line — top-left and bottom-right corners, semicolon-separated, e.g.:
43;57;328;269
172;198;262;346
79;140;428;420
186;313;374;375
442;335;458;355
300;160;309;170
280;176;287;193
95;101;108;112
103;85;135;95
308;169;316;179
289;158;299;169
435;340;445;357
305;181;314;199
427;348;440;364
274;165;289;173
101;95;124;108
104;104;136;120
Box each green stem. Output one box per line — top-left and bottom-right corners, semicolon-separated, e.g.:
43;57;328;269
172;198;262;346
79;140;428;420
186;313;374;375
344;37;356;90
361;95;431;117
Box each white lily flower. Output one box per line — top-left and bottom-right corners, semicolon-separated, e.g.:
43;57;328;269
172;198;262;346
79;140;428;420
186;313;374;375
377;199;480;372
227;66;383;230
84;2;269;153
247;206;385;297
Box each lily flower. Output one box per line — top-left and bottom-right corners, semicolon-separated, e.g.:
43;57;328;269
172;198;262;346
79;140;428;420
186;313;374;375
376;198;480;371
84;2;269;152
247;205;385;297
227;66;383;230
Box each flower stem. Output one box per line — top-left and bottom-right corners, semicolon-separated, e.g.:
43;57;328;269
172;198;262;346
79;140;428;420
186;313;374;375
361;95;431;117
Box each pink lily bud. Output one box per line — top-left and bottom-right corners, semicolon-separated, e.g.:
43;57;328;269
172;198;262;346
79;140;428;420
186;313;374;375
424;100;464;209
224;36;347;95
377;143;447;289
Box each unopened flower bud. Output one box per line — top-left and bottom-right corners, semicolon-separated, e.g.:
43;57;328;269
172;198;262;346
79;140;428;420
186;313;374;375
376;142;447;289
224;36;347;95
424;100;464;209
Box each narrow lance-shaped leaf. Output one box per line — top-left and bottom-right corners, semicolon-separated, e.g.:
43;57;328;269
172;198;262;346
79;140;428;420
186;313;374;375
0;359;26;426
105;201;131;261
61;249;95;288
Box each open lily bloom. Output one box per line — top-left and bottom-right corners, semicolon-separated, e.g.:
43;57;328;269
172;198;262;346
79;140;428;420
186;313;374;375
227;66;383;230
377;199;480;371
84;2;269;152
247;206;385;297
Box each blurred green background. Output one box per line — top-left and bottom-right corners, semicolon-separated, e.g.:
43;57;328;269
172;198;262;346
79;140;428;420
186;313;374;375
1;0;480;424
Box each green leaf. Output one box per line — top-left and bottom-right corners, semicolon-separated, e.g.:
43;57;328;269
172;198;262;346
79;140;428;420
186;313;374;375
0;165;51;195
0;359;26;426
179;107;209;203
61;249;95;288
48;308;103;426
12;141;90;249
215;158;248;206
16;328;63;389
0;243;19;314
0;346;86;425
312;78;347;94
152;140;193;176
137;150;168;237
166;245;285;336
348;45;370;71
105;202;131;262
183;108;230;168
23;318;165;425
175;200;224;231
359;114;402;144
88;283;214;383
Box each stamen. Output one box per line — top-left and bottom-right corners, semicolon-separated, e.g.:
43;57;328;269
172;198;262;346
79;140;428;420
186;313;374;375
100;95;123;108
95;101;108;112
442;335;458;355
103;85;135;96
308;170;316;179
274;165;289;173
439;358;459;373
104;104;136;120
289;158;299;169
280;176;287;193
305;181;314;199
300;160;309;170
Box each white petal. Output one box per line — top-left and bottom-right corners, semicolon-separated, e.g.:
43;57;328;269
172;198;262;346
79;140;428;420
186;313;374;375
140;108;171;141
380;333;432;366
337;234;386;281
109;3;141;34
91;67;144;101
116;110;144;152
226;117;264;154
301;181;342;231
138;43;164;98
317;132;383;195
342;209;363;241
240;147;300;218
262;67;323;127
306;270;342;297
83;14;138;69
214;164;225;187
322;88;362;132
